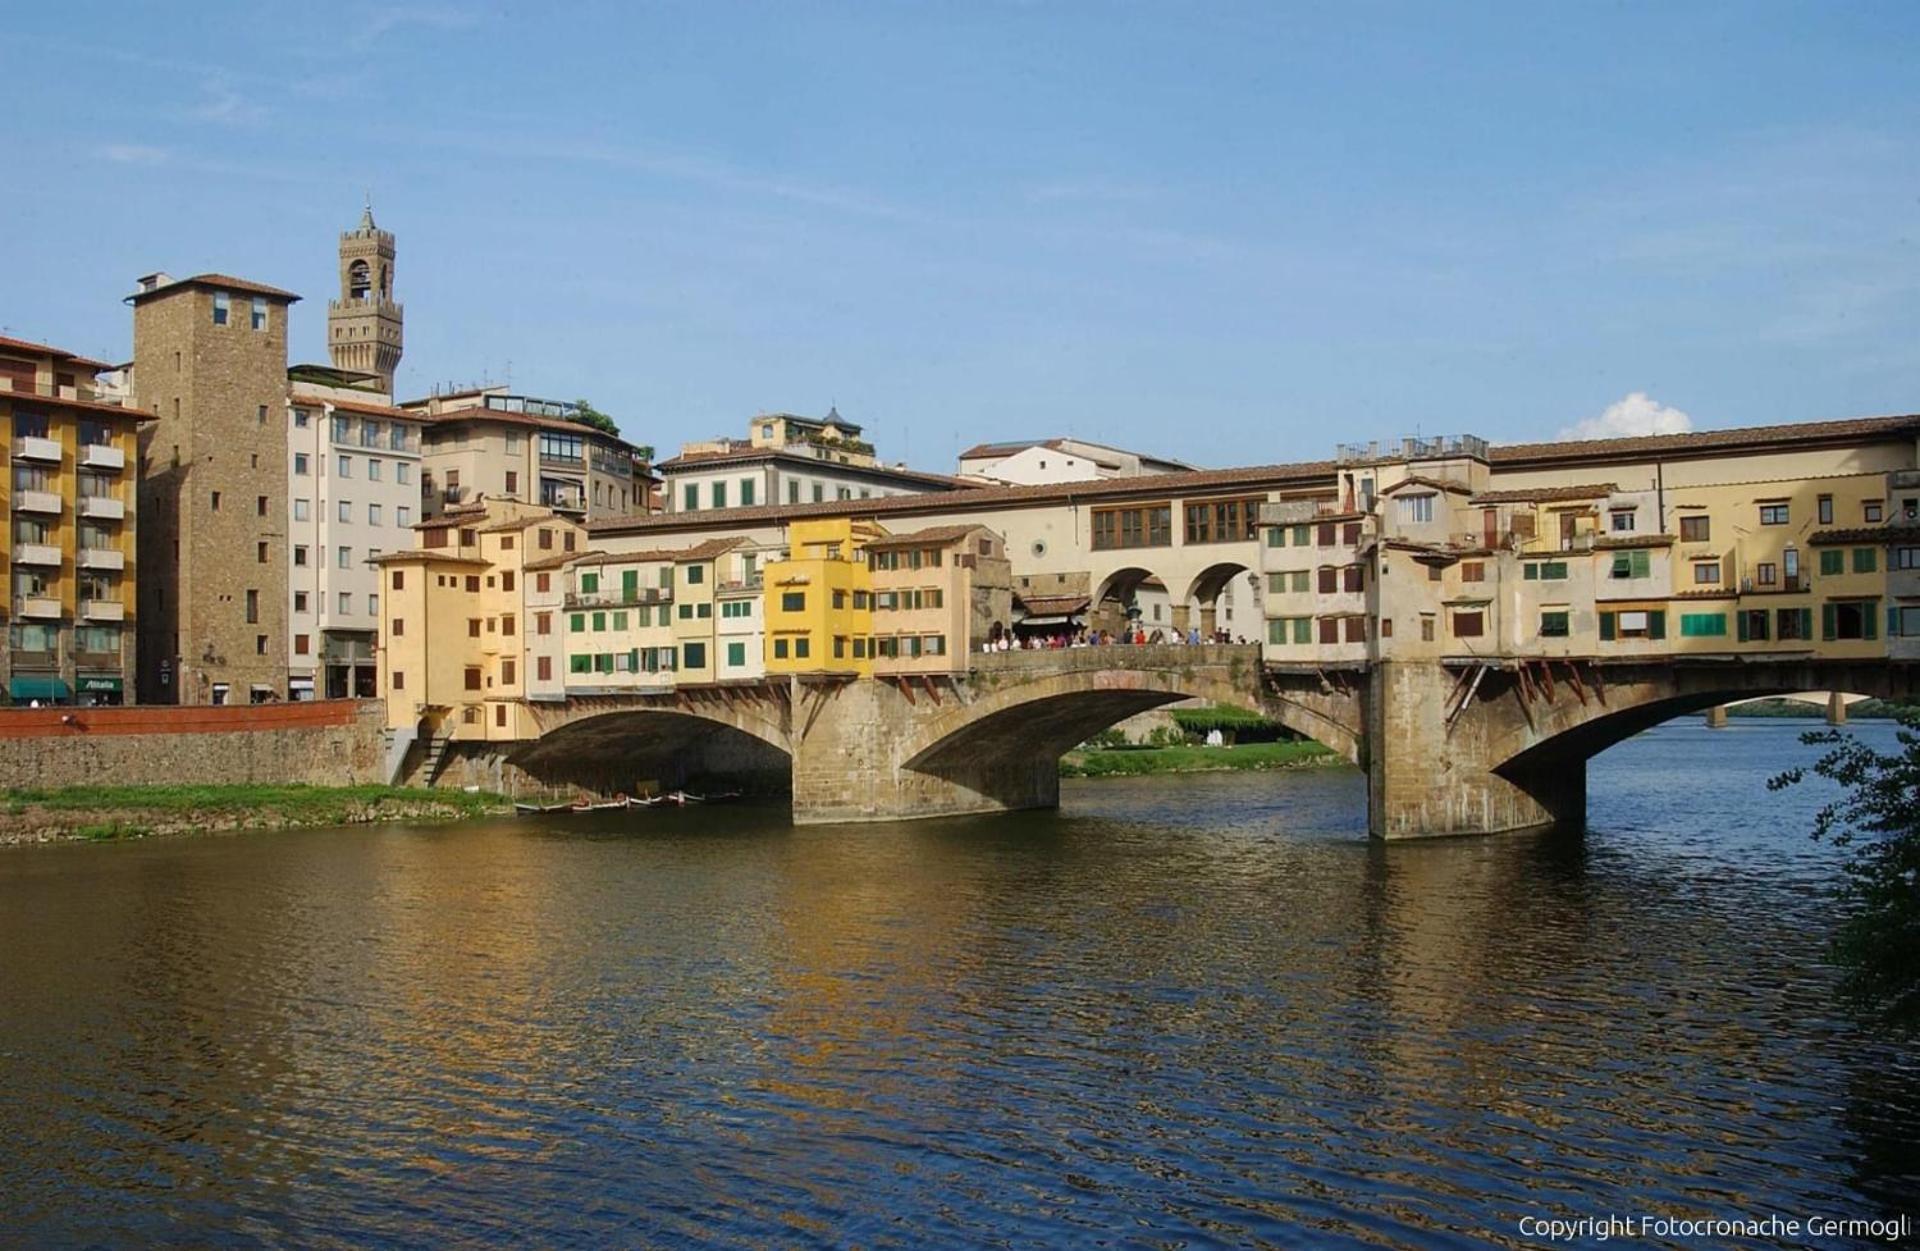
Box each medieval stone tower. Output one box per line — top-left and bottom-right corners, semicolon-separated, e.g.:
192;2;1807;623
327;203;404;393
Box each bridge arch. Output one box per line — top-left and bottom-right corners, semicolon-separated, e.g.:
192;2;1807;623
513;697;794;794
1183;560;1261;641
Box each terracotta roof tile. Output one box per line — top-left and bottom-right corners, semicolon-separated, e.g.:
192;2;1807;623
564;536;747;566
1490;413;1919;465
656;443;970;488
863;523;992;548
1808;523;1920;545
127;273;300;304
1469;482;1618;505
1014;594;1091;616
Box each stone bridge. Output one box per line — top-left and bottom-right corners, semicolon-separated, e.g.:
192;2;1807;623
449;647;1917;838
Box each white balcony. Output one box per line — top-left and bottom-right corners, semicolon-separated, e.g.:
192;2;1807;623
78;547;124;572
13;543;60;567
13;490;61;515
17;597;61;620
12;436;61;463
80;598;125;622
80;443;125;471
78;495;124;520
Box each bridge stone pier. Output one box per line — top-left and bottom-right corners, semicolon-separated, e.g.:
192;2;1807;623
448;647;1915;838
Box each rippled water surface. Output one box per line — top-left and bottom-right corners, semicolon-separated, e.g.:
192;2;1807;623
2;720;1917;1248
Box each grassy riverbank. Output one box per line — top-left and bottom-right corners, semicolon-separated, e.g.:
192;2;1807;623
0;784;508;846
1060;739;1338;778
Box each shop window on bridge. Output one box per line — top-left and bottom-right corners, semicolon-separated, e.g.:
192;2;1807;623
1342;564;1364;593
1091;504;1172;550
1342;617;1367;643
1897;546;1920;570
1522;560;1568;581
1737;610;1770;641
1822;600;1878;642
1777;606;1813;641
1539;610;1570;637
1819;549;1844;576
1598;609;1665;641
1679;612;1727;637
781;591;806;612
1317;522;1337;547
1895;606;1920;637
1318;566;1338;594
1318;617;1340;645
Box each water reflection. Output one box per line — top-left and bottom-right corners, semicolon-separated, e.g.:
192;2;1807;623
0;722;1912;1247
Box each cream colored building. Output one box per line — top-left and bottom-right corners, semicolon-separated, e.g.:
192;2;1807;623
957;437;1194;485
867;524;1013;673
402;388;648;523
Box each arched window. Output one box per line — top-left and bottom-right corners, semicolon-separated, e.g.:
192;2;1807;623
348;259;371;299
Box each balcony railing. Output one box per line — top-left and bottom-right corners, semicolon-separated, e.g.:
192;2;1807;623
12;436;61;463
565;588;670;608
0;379;114;404
13;490;61;514
79;443;125;470
79;496;125;520
78;547;124;571
80;599;124;622
13;543;60;567
16;597;60;620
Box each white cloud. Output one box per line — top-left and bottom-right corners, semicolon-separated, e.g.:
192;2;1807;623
187;80;268;127
96;144;169;166
1558;392;1694;442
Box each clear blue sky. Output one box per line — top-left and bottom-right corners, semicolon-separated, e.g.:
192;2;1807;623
5;2;1918;467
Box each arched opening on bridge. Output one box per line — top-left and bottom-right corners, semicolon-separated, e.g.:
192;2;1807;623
1092;566;1168;639
510;709;792;801
1184;562;1260;644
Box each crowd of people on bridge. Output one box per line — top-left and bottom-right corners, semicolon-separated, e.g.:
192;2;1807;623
981;623;1249;652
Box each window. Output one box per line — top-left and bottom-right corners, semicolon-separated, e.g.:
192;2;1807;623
570;654;591;674
210;491;221;511
465;667;482;691
294;591;310;612
1897;547;1920;571
1599;609;1665;641
397;506;412;527
391;671;404;691
294;409;310;428
1679;612;1727;637
1450;610;1484;638
1864;501;1884;523
537;656;553;681
1181;497;1261;545
727;641;746;667
338;455;353;478
338;592;352;614
1755;562;1777;586
794;637;810;659
249;296;268;330
1896;606;1920;637
1609;509;1636;532
1539;610;1569;637
1693;561;1720;585
337;546;352;569
1460;562;1485;583
1738;610;1770;642
773;638;789;659
1819;549;1845;576
1679;515;1710;542
294;498;310;521
1420;615;1435;642
686;565;704;585
339;499;353;522
212;291;229;325
1818;495;1834;525
813;483;825;503
294;453;310;475
781;592;806;612
683;642;707;669
1090;504;1174;550
258;540;269;563
294;634;310;655
711;482;727;509
369;593;380;617
683;484;698;510
1521;560;1568;581
1822;600;1877;642
244;589;259;623
391;617;404;637
293;545;309;567
397;462;412;485
1609;549;1651;579
1397;495;1435;525
369;504;382;526
1759;503;1790;526
367;459;382;482
1853;547;1878;574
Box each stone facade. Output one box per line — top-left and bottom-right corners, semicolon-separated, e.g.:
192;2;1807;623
327;206;403;392
131;274;297;705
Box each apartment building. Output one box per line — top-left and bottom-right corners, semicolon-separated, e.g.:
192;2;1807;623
763;518;884;675
866;524;1012;673
1261;427;1920;668
662;408;967;514
374;498;584;740
401;389;649;523
0;335;141;704
130;272;297;705
286;383;425;698
957;437;1195;485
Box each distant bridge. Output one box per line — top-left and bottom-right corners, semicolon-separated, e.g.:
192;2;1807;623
422;647;1918;837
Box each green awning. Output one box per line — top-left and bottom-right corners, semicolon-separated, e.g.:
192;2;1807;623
76;675;123;693
9;676;71;700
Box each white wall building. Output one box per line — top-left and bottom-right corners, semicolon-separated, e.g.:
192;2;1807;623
287;387;425;698
957;437;1194;486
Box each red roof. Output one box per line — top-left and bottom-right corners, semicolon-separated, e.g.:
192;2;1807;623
0;334;113;371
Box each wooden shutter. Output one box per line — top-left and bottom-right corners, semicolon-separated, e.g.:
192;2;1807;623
1822;602;1837;641
1648;611;1665;640
1599;611;1615;641
1736;611;1748;642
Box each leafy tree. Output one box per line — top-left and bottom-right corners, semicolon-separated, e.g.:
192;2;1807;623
1769;707;1920;1029
568;398;621;438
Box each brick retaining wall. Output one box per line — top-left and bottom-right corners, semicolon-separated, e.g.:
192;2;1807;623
0;700;387;789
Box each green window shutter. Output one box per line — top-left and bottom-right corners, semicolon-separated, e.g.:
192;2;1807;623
1821;602;1837;640
1736;611;1749;642
1292;524;1310;546
1647;610;1665;641
629;649;639;670
570;654;590;674
582;572;599;593
1820;549;1843;576
612;611;627;630
1523;563;1538;580
1611;553;1630;578
592;611;606;631
1800;607;1813;641
1865;601;1878;641
1293;617;1311;644
1631;549;1650;578
1599;611;1615;641
1891;606;1901;639
570;613;585;632
1267;527;1284;548
622;569;638;597
1853;547;1877;573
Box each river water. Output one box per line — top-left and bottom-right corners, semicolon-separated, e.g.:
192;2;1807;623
1;720;1915;1248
